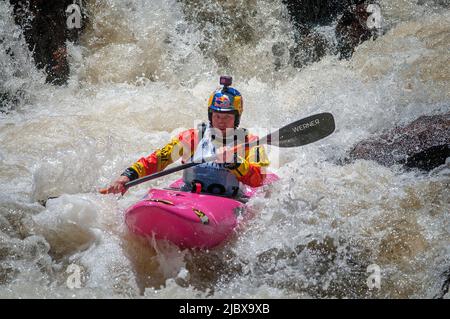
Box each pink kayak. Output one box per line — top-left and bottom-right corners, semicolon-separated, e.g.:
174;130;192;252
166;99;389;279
125;174;279;249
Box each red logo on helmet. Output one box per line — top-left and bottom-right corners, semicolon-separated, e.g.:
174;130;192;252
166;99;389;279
214;95;231;108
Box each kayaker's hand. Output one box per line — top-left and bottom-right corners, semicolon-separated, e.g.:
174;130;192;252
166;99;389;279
106;176;130;194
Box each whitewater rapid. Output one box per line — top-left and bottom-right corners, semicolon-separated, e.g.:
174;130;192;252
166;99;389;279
0;0;449;298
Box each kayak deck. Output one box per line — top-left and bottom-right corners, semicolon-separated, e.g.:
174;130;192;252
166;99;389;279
125;174;279;249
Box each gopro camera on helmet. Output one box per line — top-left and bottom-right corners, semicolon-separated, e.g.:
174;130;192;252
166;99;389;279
220;75;232;87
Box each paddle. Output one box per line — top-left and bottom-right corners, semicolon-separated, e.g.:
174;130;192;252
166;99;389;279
100;112;335;193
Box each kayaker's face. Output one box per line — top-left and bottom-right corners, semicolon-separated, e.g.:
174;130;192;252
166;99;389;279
211;112;235;133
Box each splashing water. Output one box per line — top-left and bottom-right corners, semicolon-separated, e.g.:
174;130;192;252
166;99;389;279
0;0;449;298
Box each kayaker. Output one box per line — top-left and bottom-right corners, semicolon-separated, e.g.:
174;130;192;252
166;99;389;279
106;76;270;196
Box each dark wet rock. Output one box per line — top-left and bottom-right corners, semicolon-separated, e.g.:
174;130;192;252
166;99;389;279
335;3;382;59
282;0;350;67
283;0;382;66
179;0;382;70
282;0;352;28
405;145;450;171
8;0;87;85
441;269;450;298
434;268;450;298
348;112;450;171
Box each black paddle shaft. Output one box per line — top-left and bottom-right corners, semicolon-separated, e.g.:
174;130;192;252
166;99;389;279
125;112;335;188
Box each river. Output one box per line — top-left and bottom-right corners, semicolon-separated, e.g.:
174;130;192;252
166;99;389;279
0;0;449;298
